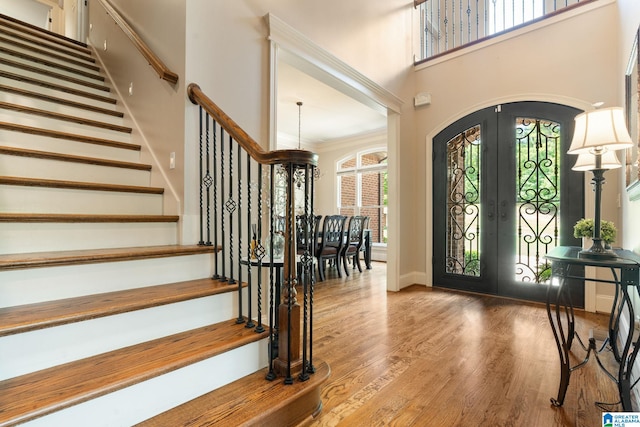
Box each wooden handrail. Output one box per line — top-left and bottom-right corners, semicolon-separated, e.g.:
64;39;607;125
187;83;318;167
96;0;179;85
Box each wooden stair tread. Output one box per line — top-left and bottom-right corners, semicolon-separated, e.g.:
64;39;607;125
0;26;95;63
0;34;100;71
0;13;89;52
0;213;178;222
0;176;164;194
0;122;139;150
0;70;116;104
0;56;108;92
0;27;100;67
0;44;104;81
0;278;240;336
0;320;269;426
0;102;132;133
0;244;218;271
0;146;150;170
137;360;330;427
0;84;122;117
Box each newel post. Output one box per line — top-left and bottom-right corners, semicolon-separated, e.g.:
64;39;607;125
274;162;302;381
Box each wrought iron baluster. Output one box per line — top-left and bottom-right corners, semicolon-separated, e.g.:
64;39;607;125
266;164;276;381
213;120;219;279
220;128;226;282
284;162;294;385
246;149;253;328
236;142;244;324
198;107;205;245
227;136;236;285
255;163;265;334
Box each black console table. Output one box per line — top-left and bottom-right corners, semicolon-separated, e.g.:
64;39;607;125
545;246;640;411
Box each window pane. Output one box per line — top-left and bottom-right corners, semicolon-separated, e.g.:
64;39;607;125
339;207;355;217
446;125;481;277
360;151;387;167
339;174;356;207
361;170;384;207
361;206;387;244
338;157;357;171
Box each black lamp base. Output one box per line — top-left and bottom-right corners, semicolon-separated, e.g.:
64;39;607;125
579;238;617;260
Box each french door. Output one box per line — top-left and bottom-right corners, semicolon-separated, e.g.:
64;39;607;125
432;102;585;305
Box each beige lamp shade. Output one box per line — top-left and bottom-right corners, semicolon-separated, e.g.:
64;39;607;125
567;107;633;155
571;150;622;171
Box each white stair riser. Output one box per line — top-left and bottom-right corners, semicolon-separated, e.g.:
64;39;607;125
0;132;141;163
0;40;98;74
1;61;110;98
0;254;216;307
0;49;105;88
0;222;178;255
20;339;269;427
1;90;124;126
0;110;131;142
0;154;150;186
0;290;249;380
0;185;164;215
1;77;118;109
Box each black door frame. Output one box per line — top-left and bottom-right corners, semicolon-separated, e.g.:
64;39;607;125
432;101;585;306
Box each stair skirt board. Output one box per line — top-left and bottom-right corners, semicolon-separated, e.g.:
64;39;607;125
0;221;178;254
0;155;150;187
0;254;217;307
16;339;269;427
0;289;248;380
0;185;163;215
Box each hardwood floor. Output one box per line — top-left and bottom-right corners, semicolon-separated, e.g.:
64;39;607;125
308;262;621;426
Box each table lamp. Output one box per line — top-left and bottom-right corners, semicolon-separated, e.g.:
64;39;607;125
567;107;633;259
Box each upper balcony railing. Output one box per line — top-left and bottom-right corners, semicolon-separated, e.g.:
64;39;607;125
415;0;596;63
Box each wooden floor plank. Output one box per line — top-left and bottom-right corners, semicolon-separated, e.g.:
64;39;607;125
306;262;620;427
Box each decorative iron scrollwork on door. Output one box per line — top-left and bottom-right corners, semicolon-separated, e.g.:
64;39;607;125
515;118;560;284
446;125;481;277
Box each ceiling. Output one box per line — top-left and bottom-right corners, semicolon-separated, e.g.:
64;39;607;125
276;61;387;148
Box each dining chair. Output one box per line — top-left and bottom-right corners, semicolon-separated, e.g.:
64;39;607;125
296;214;322;256
340;216;369;276
315;215;347;281
296;214;322;282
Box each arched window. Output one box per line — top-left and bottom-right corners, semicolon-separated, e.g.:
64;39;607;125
337;149;387;244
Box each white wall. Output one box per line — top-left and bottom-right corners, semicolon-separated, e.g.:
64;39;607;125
0;0;50;28
88;0;186;229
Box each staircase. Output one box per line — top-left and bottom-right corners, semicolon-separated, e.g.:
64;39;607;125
0;14;327;427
